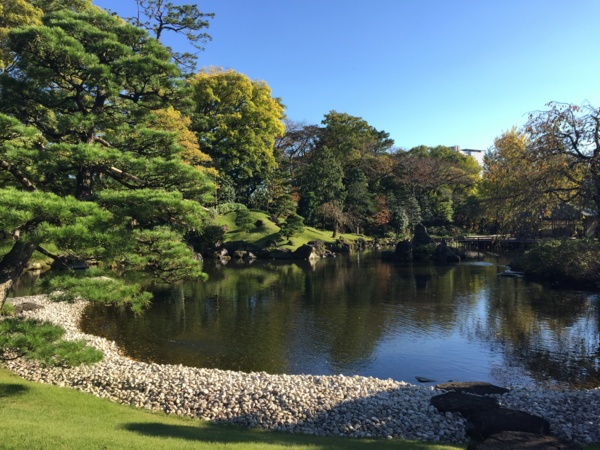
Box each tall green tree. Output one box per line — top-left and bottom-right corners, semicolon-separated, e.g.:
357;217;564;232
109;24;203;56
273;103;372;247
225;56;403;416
28;0;92;13
319;111;394;173
344;168;374;234
189;68;285;203
278;213;304;240
0;8;214;309
292;112;395;234
274;119;320;185
298;146;346;228
0;0;43;70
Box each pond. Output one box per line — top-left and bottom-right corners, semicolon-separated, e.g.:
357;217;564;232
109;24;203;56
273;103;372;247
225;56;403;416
78;251;600;389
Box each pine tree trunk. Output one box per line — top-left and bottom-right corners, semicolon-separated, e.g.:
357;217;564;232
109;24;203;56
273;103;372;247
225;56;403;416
0;240;38;310
76;167;94;201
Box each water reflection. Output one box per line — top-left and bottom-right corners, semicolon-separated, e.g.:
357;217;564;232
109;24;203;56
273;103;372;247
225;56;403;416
80;252;600;389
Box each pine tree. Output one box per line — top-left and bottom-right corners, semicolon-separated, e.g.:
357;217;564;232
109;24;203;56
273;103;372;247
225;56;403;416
0;9;214;309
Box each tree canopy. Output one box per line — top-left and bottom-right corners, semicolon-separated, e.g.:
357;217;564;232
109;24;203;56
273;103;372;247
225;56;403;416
0;7;214;309
481;104;594;237
189;67;285;203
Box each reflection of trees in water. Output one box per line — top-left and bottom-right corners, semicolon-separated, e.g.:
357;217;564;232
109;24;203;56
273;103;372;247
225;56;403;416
389;263;489;331
293;256;395;373
468;279;600;388
82;264;302;373
10;270;42;297
80;254;600;386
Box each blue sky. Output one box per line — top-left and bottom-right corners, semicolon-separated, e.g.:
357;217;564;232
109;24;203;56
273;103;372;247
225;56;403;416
94;0;600;152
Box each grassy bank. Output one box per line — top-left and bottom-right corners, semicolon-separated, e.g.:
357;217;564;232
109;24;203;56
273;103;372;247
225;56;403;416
214;210;365;250
0;367;464;450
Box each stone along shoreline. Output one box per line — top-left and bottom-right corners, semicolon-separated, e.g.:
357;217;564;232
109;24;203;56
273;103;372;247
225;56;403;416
4;296;600;445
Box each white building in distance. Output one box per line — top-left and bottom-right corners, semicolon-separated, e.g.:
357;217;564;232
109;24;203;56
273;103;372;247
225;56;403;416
452;145;484;165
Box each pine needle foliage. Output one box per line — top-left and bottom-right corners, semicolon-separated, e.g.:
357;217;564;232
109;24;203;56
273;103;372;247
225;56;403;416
0;317;102;367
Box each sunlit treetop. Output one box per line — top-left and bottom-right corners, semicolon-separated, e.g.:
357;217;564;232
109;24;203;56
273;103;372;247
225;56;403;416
128;0;214;73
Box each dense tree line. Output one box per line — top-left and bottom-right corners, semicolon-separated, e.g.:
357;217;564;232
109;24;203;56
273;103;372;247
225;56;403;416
273;113;481;237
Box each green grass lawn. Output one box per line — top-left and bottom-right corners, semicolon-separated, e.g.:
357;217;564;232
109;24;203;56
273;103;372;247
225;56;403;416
0;367;465;450
214;210;364;250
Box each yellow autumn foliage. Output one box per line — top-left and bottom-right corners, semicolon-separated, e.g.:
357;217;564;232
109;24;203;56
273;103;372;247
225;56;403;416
0;0;43;70
150;106;217;177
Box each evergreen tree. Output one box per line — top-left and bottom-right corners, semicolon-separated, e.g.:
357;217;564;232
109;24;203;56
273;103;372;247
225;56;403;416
298;146;346;227
0;8;214;309
278;214;304;240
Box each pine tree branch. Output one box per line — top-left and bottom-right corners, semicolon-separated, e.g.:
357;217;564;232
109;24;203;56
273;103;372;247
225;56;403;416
0;159;36;191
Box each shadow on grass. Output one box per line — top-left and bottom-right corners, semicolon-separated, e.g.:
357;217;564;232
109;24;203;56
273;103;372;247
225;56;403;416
0;383;29;398
122;421;439;449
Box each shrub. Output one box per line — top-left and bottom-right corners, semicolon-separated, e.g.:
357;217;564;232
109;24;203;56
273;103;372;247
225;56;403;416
235;207;254;232
512;239;600;288
212;202;246;215
427;225;463;239
412;243;437;261
278;214;305;240
187;224;226;253
0;318;103;367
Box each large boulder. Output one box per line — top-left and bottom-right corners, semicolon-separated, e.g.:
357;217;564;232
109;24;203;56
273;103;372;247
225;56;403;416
436;381;510;396
294;241;336;259
432;241;461;263
265;239;279;248
214;248;229;259
394;239;413;262
467;431;581;450
259;248;293;260
293;244;319;260
307;240;326;253
466;408;551;440
223;241;260;255
233;250;247;259
15;302;44;314
412;223;433;247
327;239;351;253
431;391;500;417
412;224;436;261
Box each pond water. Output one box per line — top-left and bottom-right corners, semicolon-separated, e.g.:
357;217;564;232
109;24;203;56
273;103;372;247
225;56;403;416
78;251;600;389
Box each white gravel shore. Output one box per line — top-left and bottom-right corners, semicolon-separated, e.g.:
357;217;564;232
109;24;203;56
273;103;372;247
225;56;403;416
3;296;600;444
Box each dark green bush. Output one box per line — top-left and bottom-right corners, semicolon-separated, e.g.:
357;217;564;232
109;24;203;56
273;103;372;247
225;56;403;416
0;318;103;367
512;239;600;288
412;243;437;261
187;224;226;253
278;214;305;239
235;207;255;232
